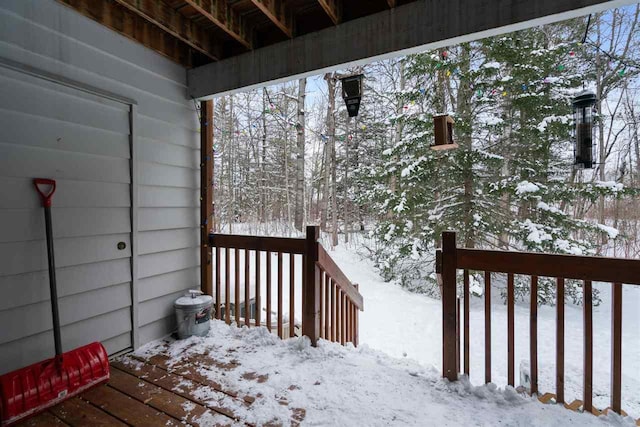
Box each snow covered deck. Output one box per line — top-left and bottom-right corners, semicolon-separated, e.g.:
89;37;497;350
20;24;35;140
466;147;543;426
18;320;634;426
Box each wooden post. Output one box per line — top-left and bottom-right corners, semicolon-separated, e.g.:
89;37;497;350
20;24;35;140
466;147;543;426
530;275;538;395
200;100;213;297
611;282;622;413
583;280;593;412
441;231;458;381
556;277;565;404
303;226;321;346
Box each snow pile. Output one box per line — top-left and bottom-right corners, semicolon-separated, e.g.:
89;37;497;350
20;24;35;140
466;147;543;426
595;181;625;193
515;181;540;195
135;320;632;426
537;201;565;215
522;219;552;244
597;224;620;239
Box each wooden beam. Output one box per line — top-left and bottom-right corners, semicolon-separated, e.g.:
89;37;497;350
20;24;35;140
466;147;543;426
317;0;340;25
250;0;292;37
201;100;214;297
112;0;222;60
189;0;636;98
56;0;195;67
387;0;397;7
183;0;252;49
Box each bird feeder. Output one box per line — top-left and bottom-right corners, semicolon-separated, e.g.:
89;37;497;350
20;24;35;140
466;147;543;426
341;74;363;117
432;114;458;151
572;90;597;169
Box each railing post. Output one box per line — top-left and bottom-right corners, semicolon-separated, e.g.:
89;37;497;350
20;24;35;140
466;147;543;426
441;231;458;381
303;226;321;346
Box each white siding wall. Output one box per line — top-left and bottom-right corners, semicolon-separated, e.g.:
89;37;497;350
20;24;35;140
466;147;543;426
0;0;200;374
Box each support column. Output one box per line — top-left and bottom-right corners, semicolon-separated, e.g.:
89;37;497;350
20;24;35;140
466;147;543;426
201;100;214;297
441;231;458;381
303;226;321;346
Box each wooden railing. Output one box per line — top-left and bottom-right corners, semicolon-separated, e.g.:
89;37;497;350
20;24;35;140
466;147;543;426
208;226;363;346
437;231;640;419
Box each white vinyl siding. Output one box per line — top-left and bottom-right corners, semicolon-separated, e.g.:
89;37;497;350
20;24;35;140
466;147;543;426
0;0;200;374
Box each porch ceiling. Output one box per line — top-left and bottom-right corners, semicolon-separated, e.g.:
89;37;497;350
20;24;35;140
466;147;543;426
55;0;636;98
55;0;410;68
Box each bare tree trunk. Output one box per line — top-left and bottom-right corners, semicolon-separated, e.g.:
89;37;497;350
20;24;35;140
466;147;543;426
294;78;306;231
344;117;351;243
260;89;268;223
228;95;235;233
321;74;337;241
457;44;475;249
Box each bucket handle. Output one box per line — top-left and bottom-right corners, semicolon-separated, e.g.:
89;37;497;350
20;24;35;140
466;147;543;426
189;289;204;298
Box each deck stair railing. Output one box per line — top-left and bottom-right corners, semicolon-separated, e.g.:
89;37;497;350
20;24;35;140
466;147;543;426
208;226;363;346
437;231;640;422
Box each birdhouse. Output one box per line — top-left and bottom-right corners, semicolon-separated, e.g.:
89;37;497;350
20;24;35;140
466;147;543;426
432;114;458;151
572;90;597;169
341;74;364;118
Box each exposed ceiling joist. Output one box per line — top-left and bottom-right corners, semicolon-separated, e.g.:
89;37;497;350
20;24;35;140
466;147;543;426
317;0;340;25
183;0;252;49
251;0;292;37
112;0;222;60
56;0;195;67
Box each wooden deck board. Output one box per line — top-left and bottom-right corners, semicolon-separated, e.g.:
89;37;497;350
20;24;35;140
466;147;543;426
15;350;305;427
82;384;181;426
112;358;246;421
108;367;235;426
49;397;127;426
19;412;68;426
132;353;255;404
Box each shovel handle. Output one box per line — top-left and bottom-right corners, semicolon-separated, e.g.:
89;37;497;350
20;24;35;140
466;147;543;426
34;178;56;208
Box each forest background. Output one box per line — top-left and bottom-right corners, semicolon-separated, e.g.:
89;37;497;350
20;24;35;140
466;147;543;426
206;5;640;304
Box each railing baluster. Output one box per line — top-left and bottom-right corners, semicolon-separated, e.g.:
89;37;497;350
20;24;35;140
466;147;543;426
245;249;250;327
583;280;593;413
330;278;335;342
556;277;565;403
320;271;325;339
277;252;283;338
235;248;240;325
225;247;231;324
485;271;491;384
341;291;346;345
266;251;272;332
507;273;515;387
255;250;261;327
354;284;359;347
463;269;470;376
530;275;538;395
215;248;221;320
337;288;342;344
456;297;460;374
611;282;622;414
290;254;295;338
326;275;331;341
347;300;352;344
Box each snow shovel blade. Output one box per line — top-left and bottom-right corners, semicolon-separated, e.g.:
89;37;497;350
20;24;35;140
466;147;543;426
0;341;109;426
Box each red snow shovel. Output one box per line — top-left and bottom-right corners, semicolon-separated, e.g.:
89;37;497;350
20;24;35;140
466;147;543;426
0;179;110;426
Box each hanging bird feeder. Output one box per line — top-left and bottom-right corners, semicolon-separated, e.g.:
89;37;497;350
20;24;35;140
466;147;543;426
341;74;364;117
432;114;458;151
572;90;597;169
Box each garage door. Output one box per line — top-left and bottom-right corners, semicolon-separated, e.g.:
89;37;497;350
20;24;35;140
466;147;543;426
0;65;133;374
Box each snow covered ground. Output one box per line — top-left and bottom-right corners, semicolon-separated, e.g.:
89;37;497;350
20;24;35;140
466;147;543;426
210;225;639;424
134;320;635;426
326;243;640;422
